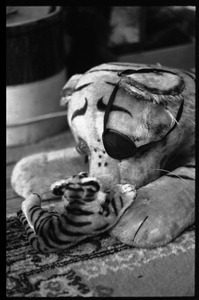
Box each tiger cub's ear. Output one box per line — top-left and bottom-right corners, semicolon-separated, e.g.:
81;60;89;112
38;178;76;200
60;74;83;107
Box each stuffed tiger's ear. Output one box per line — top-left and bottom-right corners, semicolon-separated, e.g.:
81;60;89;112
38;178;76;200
60;74;83;107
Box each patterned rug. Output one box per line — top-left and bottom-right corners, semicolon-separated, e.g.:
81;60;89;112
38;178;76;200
6;213;195;297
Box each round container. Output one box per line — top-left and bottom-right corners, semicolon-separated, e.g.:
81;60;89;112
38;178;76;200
6;6;67;146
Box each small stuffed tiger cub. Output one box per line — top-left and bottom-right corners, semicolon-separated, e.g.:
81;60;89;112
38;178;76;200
17;172;136;253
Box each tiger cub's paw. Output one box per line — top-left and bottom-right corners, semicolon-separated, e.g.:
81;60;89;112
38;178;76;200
21;193;42;230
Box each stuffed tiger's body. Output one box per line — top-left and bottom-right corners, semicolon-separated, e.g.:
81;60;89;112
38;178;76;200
17;62;195;252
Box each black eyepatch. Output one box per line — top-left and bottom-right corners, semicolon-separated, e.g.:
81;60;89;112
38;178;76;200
102;68;184;160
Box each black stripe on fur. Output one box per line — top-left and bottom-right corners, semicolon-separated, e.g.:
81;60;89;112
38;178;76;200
71;98;88;121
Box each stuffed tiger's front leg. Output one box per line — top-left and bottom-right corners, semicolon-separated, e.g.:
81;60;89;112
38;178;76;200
18;172;136;253
111;163;195;247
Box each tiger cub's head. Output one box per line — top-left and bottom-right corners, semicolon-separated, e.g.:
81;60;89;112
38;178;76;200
61;63;194;192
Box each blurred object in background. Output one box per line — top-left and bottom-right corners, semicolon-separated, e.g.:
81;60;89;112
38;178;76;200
109;6;195;55
62;6;116;77
6;6;53;23
117;6;195;70
119;43;195;70
6;6;67;147
144;6;195;51
6;6;19;15
109;6;145;54
61;6;195;76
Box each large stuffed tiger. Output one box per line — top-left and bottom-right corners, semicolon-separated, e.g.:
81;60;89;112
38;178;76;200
15;62;195;253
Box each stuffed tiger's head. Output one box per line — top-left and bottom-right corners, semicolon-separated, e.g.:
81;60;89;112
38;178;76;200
61;63;194;192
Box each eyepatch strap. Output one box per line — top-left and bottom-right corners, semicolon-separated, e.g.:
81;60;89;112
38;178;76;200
103;69;137;131
117;68;180;77
164;97;184;137
103;83;119;130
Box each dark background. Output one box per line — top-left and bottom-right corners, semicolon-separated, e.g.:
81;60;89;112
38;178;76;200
61;6;195;76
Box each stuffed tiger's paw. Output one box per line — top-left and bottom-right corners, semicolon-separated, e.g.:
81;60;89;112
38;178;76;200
111;180;195;248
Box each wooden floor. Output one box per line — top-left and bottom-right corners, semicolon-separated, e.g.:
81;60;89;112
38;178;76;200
6;131;75;215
